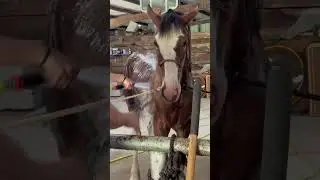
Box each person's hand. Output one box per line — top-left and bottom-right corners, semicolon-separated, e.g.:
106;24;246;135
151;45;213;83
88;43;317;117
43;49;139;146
42;51;79;89
122;77;134;90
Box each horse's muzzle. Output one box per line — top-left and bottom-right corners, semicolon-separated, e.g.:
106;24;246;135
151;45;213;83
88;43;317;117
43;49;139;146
162;84;181;102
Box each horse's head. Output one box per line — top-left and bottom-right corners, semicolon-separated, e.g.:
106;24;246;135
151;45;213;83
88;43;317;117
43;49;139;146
147;5;198;102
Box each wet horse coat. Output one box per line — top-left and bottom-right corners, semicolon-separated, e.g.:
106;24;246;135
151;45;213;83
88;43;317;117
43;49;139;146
123;6;198;180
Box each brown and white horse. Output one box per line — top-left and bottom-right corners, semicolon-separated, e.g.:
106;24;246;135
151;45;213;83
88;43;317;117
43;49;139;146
123;5;198;180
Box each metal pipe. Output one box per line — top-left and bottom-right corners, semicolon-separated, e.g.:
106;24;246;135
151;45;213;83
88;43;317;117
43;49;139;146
190;79;201;135
260;65;291;180
110;135;210;156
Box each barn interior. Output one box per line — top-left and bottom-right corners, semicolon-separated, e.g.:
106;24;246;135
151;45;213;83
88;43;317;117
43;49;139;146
109;0;211;179
0;0;320;179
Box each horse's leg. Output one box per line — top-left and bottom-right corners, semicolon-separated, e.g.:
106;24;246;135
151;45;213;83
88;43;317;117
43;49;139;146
130;150;141;180
149;116;171;180
123;90;141;180
175;127;190;179
128;93;152;180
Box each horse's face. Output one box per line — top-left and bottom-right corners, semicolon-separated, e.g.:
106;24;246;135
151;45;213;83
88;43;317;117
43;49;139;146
147;5;198;102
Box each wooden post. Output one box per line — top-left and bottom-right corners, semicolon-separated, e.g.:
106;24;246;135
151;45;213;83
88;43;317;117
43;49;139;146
205;74;210;98
186;79;201;180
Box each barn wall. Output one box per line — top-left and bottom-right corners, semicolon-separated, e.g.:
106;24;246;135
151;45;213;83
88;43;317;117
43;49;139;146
191;23;210;33
110;32;210;73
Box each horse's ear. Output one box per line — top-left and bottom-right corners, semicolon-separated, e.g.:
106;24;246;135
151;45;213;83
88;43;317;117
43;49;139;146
182;4;198;24
146;4;161;28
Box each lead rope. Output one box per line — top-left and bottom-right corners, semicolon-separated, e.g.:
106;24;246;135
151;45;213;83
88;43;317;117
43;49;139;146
157;134;186;180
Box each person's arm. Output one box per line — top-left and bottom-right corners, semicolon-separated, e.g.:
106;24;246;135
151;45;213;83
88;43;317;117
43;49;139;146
0;36;46;66
110;104;139;130
110;73;126;83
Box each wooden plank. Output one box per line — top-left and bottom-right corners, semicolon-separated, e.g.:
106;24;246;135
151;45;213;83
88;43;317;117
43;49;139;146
0;0;50;16
110;32;210;46
0;16;48;40
205;75;210;98
263;0;320;8
190;18;210;26
110;4;139;14
199;0;210;10
0;0;49;40
307;43;320;116
110;3;200;29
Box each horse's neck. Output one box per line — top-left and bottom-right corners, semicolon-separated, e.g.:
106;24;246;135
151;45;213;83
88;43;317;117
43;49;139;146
183;33;193;86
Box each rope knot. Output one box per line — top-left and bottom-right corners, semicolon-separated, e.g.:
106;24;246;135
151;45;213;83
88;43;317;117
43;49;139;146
158;134;187;180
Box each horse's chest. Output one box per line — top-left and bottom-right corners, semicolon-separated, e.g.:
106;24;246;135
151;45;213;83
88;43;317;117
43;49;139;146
160;92;192;121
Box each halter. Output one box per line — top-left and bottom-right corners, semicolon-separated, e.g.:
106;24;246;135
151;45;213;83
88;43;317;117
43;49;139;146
158;59;181;68
155;23;191;103
157;43;189;103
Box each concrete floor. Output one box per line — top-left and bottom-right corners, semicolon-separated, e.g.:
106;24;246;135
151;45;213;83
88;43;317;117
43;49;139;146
2;70;320;179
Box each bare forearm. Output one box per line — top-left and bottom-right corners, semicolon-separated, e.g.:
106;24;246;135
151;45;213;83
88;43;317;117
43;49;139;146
0;36;46;67
110;104;122;129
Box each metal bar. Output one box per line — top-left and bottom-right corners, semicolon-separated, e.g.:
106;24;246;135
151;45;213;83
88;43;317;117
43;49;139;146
190;79;201;135
110;135;210;156
260;65;291;180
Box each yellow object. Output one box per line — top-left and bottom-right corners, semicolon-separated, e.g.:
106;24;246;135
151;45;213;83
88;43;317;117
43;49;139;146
186;134;198;180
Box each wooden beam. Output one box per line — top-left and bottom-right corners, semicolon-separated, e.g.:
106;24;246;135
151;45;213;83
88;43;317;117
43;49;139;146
190;18;210;26
199;10;210;16
110;4;200;29
123;0;139;5
263;0;320;8
110;5;139;14
0;0;50;16
0;16;48;40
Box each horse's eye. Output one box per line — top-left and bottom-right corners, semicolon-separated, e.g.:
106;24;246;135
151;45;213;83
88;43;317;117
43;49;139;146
154;41;158;47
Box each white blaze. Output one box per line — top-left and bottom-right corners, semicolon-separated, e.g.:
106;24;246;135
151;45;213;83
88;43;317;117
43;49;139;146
155;30;183;89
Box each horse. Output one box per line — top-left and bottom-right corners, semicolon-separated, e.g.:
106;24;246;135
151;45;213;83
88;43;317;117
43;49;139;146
211;0;267;179
122;5;198;180
0;0;108;179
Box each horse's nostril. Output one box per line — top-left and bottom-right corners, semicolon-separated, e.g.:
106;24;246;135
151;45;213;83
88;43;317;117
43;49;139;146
172;94;178;100
163;87;178;101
